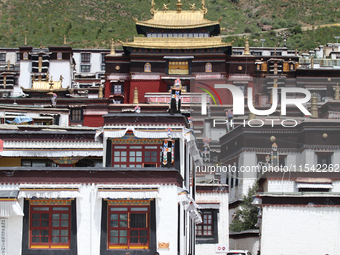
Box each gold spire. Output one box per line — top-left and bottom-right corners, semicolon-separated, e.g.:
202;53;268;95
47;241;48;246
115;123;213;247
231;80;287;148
274;46;277;55
25;35;27;46
98;84;103;98
150;0;158;15
176;0;182;12
7;60;10;70
311;93;318;118
244;38;250;55
200;0;208;15
110;38;115;55
133;87;139;104
64;35;67;45
189;3;196;11
162;3;169;11
335;83;339;100
311;56;314;69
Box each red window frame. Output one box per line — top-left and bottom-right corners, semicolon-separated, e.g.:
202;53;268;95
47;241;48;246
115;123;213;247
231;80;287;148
29;203;71;249
196;211;213;237
112;144;161;168
107;205;150;249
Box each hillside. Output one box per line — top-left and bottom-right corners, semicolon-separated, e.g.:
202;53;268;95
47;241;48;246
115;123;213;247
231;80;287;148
0;0;339;51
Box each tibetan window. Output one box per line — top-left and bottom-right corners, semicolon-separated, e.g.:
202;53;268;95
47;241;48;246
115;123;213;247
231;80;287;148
29;200;71;249
81;53;91;63
112;145;161;168
195;209;218;243
0;53;5;62
70;109;83;123
168;61;189;75
80;65;91;73
144;63;151;72
107;201;150;250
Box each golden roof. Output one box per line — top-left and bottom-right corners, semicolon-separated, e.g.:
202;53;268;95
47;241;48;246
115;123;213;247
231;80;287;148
134;10;219;29
119;37;233;50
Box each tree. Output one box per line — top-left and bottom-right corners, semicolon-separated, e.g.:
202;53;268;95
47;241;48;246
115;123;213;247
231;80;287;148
229;181;259;232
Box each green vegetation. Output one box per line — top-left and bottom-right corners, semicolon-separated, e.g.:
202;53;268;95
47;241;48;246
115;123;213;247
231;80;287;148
0;0;339;50
229;182;259;232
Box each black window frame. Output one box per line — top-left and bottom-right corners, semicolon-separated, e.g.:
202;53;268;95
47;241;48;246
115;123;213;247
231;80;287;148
195;209;218;244
81;53;91;63
0;53;5;62
70;109;83;123
80;65;91;73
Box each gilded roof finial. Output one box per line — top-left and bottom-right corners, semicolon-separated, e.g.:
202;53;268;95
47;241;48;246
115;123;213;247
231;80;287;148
200;0;208;15
311;93;318;118
176;0;183;12
335;83;339;100
7;60;10;70
150;0;158;15
64;35;67;45
40;40;43;49
110;38;115;55
189;3;196;11
274;46;277;55
162;3;169;11
24;34;27;46
310;56;314;69
244;38;250;55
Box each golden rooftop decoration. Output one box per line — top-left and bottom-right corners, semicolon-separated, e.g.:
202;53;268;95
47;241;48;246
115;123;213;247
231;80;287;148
311;93;318;118
189;3;196;11
7;60;10;70
133;87;139;104
64;35;67;45
176;0;183;12
110;38;115;55
244;38;250;55
150;0;158;15
98;84;103;98
162;3;170;11
25;35;27;46
200;0;208;15
31;75;64;91
118;37;234;50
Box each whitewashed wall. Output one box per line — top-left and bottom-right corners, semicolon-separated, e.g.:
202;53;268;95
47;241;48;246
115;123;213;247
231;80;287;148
49;61;72;88
261;206;340;255
229;236;259;255
18;61;31;90
156;185;179;254
195;192;228;255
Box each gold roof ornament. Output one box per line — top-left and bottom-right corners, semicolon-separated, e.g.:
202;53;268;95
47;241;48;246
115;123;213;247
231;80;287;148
189;3;196;11
311;93;318;118
64;35;67;45
200;0;208;15
25;34;27;46
118;36;234;50
7;60;10;70
110;38;115;55
176;0;183;12
162;3;170;11
244;38;250;55
150;0;158;15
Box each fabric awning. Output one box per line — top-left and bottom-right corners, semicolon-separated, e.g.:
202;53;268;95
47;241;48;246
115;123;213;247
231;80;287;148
198;203;220;209
98;188;159;199
18;188;81;199
0;199;24;217
297;183;333;189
